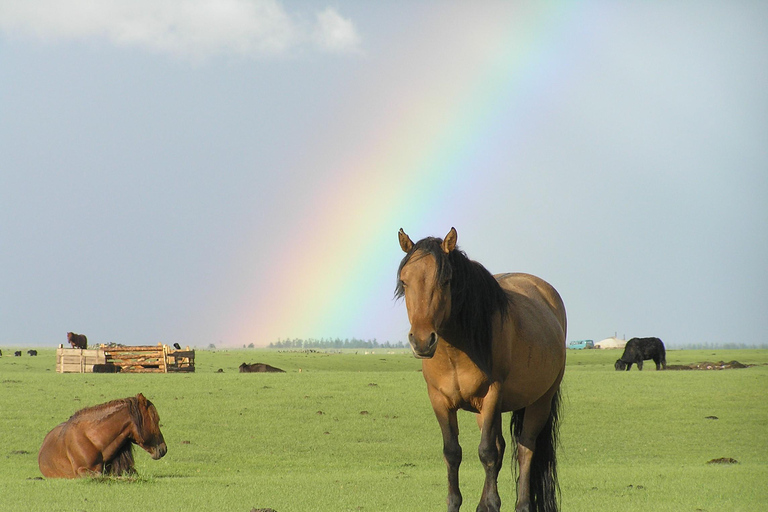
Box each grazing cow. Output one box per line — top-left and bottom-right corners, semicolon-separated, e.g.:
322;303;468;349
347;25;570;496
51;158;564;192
28;350;38;356
14;351;22;357
615;337;667;371
67;332;88;349
239;362;285;373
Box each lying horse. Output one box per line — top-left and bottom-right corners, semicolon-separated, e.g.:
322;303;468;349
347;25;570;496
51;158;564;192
38;393;166;478
67;332;88;349
397;228;566;512
239;362;285;373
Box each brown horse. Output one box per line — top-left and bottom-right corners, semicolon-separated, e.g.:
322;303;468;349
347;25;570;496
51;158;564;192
38;393;167;478
67;332;88;349
396;228;566;512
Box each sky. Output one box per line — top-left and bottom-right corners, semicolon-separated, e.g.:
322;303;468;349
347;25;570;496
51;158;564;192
1;1;766;349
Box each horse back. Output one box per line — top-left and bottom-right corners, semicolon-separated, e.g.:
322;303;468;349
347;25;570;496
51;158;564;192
493;273;567;411
495;273;566;335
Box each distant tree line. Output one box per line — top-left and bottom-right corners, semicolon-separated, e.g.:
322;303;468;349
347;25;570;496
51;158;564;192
267;338;406;350
669;342;768;350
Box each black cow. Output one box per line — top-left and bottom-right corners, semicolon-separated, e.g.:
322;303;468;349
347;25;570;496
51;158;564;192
615;337;667;371
14;351;22;357
27;350;38;356
0;349;3;356
239;362;285;373
173;343;181;350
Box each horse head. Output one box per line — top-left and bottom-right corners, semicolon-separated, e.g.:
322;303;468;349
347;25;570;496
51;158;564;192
133;394;167;460
396;227;457;359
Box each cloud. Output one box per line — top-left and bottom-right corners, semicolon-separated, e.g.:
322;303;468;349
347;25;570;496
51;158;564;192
0;0;362;59
313;7;362;54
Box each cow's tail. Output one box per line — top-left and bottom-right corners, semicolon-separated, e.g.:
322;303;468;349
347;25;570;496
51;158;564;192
512;388;561;512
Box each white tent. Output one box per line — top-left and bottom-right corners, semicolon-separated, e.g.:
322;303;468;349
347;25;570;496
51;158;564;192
595;337;626;349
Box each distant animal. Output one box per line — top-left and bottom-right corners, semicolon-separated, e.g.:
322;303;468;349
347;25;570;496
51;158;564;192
397;228;566;512
14;351;22;357
38;393;166;478
615;337;667;371
92;363;121;373
0;349;3;356
67;332;88;350
239;362;285;373
27;350;38;356
173;343;181;350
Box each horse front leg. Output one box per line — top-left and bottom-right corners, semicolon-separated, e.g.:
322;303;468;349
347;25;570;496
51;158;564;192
433;401;462;512
477;384;503;512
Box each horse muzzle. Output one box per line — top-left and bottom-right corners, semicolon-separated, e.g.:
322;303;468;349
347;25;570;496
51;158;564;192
151;442;168;460
409;331;439;359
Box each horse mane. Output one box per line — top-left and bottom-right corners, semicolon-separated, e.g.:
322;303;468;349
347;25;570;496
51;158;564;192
396;236;511;374
103;443;136;476
70;396;150;438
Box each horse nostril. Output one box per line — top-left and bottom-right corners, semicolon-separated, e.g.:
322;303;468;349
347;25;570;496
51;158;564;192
429;332;438;348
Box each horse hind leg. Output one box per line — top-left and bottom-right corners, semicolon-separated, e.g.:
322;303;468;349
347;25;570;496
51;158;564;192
512;388;561;512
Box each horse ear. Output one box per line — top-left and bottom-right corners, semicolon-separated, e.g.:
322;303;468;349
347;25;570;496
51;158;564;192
442;227;457;253
136;393;147;404
398;228;414;253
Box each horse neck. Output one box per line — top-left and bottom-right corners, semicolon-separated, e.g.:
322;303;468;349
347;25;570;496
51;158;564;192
78;403;140;455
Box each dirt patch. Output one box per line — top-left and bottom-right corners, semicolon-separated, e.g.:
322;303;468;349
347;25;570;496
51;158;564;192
666;360;752;371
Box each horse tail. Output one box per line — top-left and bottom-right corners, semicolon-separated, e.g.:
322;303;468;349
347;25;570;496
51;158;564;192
511;388;561;512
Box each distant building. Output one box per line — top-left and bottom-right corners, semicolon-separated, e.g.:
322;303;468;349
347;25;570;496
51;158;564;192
595;337;626;349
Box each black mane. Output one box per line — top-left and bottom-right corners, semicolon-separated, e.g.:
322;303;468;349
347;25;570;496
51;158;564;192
396;236;511;374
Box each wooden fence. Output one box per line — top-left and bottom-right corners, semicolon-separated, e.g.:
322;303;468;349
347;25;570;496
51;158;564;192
56;348;106;373
56;344;195;373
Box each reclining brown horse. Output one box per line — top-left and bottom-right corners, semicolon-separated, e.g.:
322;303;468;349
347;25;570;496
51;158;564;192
397;228;566;512
38;393;167;478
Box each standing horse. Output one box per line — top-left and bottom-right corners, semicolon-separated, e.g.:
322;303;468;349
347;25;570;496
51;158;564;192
67;332;88;349
396;228;566;512
38;393;167;478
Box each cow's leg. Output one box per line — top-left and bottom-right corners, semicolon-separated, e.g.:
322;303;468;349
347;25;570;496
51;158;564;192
637;360;643;371
654;357;661;370
626;362;632;371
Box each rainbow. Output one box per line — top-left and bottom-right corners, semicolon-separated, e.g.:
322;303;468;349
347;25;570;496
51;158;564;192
228;4;576;346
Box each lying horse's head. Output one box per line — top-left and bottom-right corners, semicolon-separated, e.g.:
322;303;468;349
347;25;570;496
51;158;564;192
130;393;167;460
395;228;457;359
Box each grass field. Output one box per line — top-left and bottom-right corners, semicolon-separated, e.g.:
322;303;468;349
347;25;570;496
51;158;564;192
1;347;766;512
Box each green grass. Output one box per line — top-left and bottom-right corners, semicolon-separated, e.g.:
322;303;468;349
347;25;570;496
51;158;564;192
1;348;766;511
